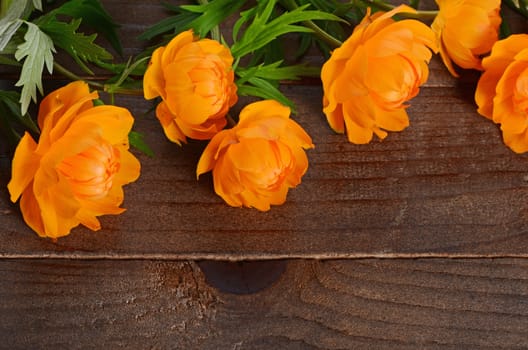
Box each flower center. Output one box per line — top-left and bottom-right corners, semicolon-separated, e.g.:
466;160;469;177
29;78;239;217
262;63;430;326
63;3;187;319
190;57;233;115
56;141;120;200
255;142;293;191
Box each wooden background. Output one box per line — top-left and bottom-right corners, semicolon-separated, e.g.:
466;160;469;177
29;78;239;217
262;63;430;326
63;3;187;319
1;0;528;348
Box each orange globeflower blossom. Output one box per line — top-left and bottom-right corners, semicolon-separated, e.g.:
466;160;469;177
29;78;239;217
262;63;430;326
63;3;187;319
321;5;437;144
196;100;314;211
475;34;528;153
431;0;501;77
7;81;140;239
143;29;238;145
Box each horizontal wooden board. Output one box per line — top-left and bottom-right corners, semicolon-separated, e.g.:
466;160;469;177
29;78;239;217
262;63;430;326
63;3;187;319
2;0;528;259
1;85;528;259
1;258;527;349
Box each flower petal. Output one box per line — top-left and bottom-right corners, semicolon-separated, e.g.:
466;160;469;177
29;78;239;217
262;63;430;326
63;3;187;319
7;132;40;202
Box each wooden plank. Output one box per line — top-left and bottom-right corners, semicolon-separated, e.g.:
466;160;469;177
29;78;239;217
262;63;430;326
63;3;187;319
2;84;528;259
1;258;527;349
2;0;528;259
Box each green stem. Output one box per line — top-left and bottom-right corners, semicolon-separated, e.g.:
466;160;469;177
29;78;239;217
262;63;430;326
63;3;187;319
53;62;104;89
53;62;143;96
300;16;343;48
356;0;438;20
281;0;343;48
105;87;144;96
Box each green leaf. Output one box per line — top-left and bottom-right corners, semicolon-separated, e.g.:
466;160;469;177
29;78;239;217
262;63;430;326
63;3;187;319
38;17;112;74
180;0;245;38
0;0;35;21
0;0;31;51
237;76;296;113
14;21;55;115
236;61;321;113
93;98;105;106
105;56;150;93
232;7;257;43
138;12;197;41
409;0;420;9
0;90;39;134
94;58;148;76
499;8;512;39
139;0;245;41
128;131;154;157
0;54;20;66
237;61;320;83
230;0;341;59
504;0;528;18
0;20;22;51
246;36;285;65
43;0;122;55
32;0;42;11
0;90;40;150
290;0;352;54
0;104;20;147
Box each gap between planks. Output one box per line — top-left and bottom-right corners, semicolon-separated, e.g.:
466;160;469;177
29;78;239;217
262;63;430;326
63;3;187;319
1;252;528;261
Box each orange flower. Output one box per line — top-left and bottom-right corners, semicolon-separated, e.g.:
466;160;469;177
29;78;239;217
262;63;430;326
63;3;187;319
321;5;437;144
7;81;141;239
196;100;314;211
475;34;528;153
143;30;238;145
431;0;501;77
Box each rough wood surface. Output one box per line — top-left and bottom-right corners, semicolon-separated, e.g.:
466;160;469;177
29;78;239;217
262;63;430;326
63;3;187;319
2;83;528;259
2;2;528;348
2;258;527;349
1;0;528;259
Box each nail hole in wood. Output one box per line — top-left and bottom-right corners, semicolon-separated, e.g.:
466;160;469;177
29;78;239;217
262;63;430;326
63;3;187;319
197;260;287;295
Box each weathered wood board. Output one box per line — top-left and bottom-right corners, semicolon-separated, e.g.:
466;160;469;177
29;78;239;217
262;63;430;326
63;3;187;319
2;259;527;349
2;83;528;259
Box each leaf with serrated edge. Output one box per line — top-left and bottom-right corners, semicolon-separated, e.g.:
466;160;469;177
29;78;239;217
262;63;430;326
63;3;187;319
49;0;122;55
39;17;112;74
14;21;55;115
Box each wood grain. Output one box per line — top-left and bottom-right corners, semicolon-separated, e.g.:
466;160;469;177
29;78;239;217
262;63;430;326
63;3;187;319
1;258;527;349
2;2;528;349
3;2;528;259
2;84;528;259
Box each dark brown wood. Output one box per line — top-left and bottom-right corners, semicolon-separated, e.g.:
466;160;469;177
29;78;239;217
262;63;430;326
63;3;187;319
3;1;528;259
1;258;527;349
0;1;528;260
2;83;528;259
2;1;528;348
